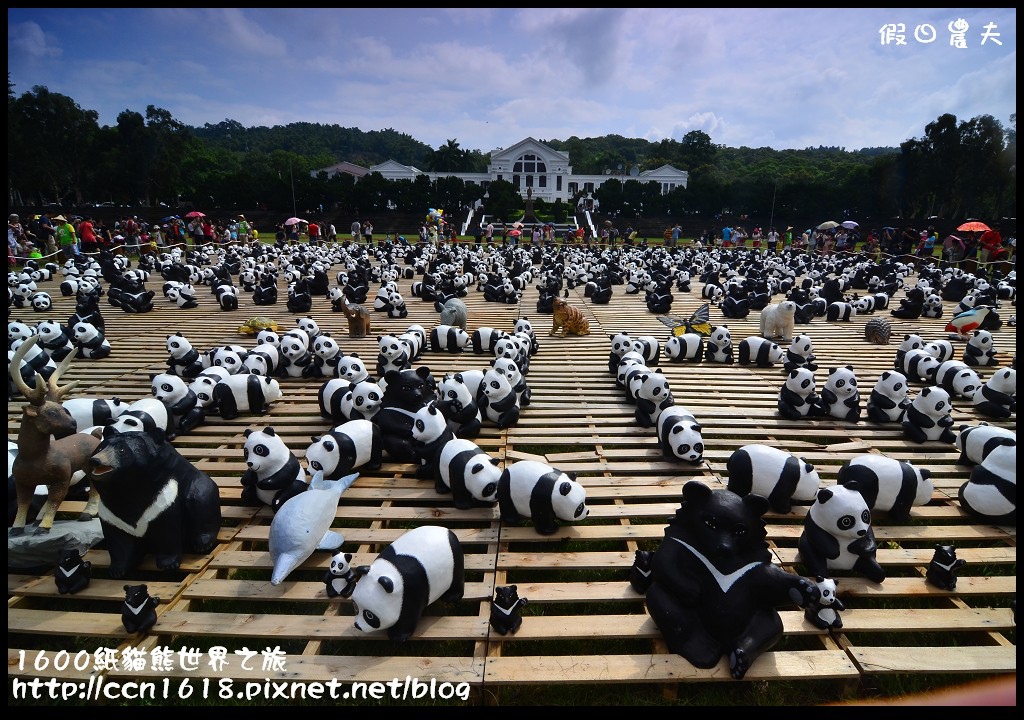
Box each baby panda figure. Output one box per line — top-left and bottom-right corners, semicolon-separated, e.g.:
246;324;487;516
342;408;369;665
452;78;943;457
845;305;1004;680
656;406;705;464
972;367;1016;419
491;356;531;407
189;367;232;411
900;348;941;384
866;371;912;423
664;333;704;363
778;368;823;420
497;460;589;535
211;372;283;420
72;321;111;359
704;325;734;363
121;584;160;634
165;332;205;378
963;329;998;366
820;366;861;422
725;444;821;515
150;372;205;435
634;369;674;428
436;373;482;440
307;334;343;379
376;334;412;378
305;419;383;480
490;584;528;636
893;333;925;372
799;482;885;584
958;440;1016;525
479;367;521;429
279;334;314;379
241;427;309;512
437;438;501;508
837;455;933;521
54;549;92;595
410;401;456;480
783;334;818;373
335;353;370;384
803;576;846;630
902;386;956;444
608;332;634;375
925;544;966;591
322;551;358;599
921;293;943;319
737;336;786;368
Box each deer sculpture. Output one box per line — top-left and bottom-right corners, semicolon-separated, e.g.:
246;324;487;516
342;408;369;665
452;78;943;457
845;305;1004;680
9;335;101;536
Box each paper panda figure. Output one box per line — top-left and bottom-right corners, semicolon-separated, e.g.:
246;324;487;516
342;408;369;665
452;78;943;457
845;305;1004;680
170;283;198;309
241;427;309;512
410;401;455;479
630;335;660;364
279;335;314;379
497;460;589;535
925;544;966;591
935;360;982;400
725;444;821;515
798;482;885;584
826;301;856;322
479;367;521;428
296;316;322;345
490;584;528;636
214;283;239;311
61;397;129;430
349;525;465;642
430;324;470;353
54;549;92;595
256;328;281;348
188;367;232;410
623;362;652;406
436;373;482;440
902;386;956;444
72;321;111;359
803;576;846;630
107;397;172;439
437;438;501;509
972;367;1016;419
894;333;925;371
8;340;56;398
121;584;160;634
900;348;940;384
656;405;705;463
164;332;205;378
865;371;912;423
608;332;634;373
150;372;205;435
923;339;955;364
963;329;997;366
242;344;282;378
335;353;369;384
820;366;861;422
704;326;733;363
958;441;1016;525
211;371;282;420
305;419;383;480
208;345;248;375
323;551;357;599
30;291;52;313
307;334;343;379
376;334;412;377
738;336;786;368
491;356;531;408
783;334;818;373
921;294;943;319
837;454;933;520
778;367;822;420
955;423;1016;466
634;369;674;428
664;333;704;363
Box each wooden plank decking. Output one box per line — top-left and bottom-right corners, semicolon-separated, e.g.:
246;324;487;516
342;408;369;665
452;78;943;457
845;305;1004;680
7;248;1016;705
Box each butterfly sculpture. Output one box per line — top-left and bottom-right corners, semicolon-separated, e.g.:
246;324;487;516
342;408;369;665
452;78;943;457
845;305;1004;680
657;303;712;337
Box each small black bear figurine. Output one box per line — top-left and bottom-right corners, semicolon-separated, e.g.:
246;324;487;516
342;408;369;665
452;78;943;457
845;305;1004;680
322;551;357;599
925;544;967;591
54;549;92;595
628;549;655;594
490;584;528;636
121;584;160;634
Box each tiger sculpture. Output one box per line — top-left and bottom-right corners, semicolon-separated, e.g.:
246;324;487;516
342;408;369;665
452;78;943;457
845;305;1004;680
550;297;591;337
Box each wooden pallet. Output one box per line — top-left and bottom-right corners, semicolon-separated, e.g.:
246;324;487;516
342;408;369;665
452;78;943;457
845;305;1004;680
7;254;1016;705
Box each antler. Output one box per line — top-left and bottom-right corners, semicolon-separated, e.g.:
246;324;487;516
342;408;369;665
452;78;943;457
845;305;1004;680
9;335;47;405
47;341;80;401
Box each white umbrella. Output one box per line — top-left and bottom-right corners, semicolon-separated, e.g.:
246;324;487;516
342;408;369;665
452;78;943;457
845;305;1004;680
841;221;859;229
817;220;840;231
284;217;306;226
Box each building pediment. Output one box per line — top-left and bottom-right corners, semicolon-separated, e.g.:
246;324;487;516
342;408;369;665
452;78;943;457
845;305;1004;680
489;137;569;165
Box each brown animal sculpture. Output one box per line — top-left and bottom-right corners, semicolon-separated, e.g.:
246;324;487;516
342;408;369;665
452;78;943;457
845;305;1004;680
340;300;373;338
9;335;100;535
550;297;591;337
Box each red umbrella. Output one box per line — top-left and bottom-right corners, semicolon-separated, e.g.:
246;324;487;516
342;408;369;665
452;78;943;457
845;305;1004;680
957;221;990;233
184;211;205;219
508;229;522;237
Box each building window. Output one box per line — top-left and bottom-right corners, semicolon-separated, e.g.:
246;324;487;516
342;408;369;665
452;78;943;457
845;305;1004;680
526;175;533;188
568;182;578;195
513;175;520;189
539;175;547;188
584;182;595;194
497;174;503;182
513;153;547;174
557;176;562;191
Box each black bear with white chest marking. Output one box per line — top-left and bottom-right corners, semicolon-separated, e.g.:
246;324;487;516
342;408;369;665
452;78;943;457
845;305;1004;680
121;583;160;634
490;584;528;635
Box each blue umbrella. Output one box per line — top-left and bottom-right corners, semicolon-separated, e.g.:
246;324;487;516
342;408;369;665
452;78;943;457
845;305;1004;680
161;215;181;222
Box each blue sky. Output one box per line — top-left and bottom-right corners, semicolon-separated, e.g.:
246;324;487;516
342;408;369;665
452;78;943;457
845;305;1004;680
7;8;1016;154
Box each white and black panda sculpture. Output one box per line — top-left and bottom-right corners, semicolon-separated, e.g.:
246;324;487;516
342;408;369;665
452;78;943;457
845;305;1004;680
349;525;465;642
35;320;73;361
305;419;383;480
437;438;501;509
242;344;282;378
430;324;470;353
963;329;997;366
61;397;129;430
958;441;1016;526
900;348;941;384
955;424;1016;466
865;371;912;423
335;353;370;384
479;367;521;428
798;482;885;584
783;334;818;373
725;444;821;515
410;401;456;479
72;321;111;359
106;397;172;440
634;369;674;428
497;460;589;535
436;372;482;439
150;371;205;435
902;386;956;444
241;427;309;512
935;360;982;400
737;336;786;368
703;326;733;363
656;405;704;463
820;366;861;422
837;454;934;520
165;332;205;378
663;333;704;363
972;367;1016;419
211;371;283;420
777;368;822;420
